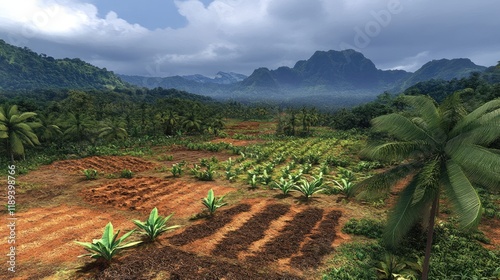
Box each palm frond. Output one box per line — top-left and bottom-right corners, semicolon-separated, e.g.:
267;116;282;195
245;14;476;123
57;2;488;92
362;141;430;162
383;173;436;248
412;159;441;206
445;160;482;229
447;125;500;147
371;114;437;144
448;144;500;176
401;95;441;132
450;99;500;136
354;163;417;200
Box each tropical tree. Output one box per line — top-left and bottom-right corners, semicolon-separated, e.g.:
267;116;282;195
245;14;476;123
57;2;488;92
207;117;224;136
35;112;62;142
62;112;94;141
181;112;202;133
356;94;500;280
0;105;41;162
161;110;180;136
98;119;128;141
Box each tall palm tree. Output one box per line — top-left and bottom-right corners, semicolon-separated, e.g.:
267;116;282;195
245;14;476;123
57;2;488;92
62;112;94;141
207;117;225;136
0;105;41;162
98;119;128;141
162;110;180;136
181;112;202;133
357;94;500;280
35;113;63;142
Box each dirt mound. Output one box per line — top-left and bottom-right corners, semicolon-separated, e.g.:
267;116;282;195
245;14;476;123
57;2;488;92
49;156;157;174
81;177;235;217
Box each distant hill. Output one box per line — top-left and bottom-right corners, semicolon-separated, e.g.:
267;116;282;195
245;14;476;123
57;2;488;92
396;58;487;90
0;39;128;91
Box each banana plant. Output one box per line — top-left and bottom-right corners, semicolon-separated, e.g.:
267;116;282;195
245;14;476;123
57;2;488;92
202;189;227;215
133;208;180;242
75;222;141;263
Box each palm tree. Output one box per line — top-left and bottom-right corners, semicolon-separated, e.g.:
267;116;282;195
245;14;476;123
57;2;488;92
162;110;180;136
207;117;225;136
62;112;95;141
357;94;500;280
181;112;202;133
98;119;128;141
35;113;63;142
0;105;41;162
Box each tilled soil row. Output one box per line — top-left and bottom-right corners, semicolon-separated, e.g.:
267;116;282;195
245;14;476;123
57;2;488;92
212;203;291;259
290;210;342;269
95;244;305;280
49;156;156;174
169;204;252;246
248;207;325;264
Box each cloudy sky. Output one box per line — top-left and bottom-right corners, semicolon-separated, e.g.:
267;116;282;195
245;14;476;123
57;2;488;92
0;0;499;77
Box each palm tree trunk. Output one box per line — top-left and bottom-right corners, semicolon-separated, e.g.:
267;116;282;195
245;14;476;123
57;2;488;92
422;194;438;280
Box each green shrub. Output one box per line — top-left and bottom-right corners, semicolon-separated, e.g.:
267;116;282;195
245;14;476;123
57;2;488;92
342;218;384;239
271;177;295;195
120;169;134;178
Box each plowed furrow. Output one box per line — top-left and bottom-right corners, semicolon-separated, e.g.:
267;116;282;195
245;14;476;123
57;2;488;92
212;203;291;259
17;208;94;243
184;199;270;255
249;207;324;263
169;204;252;246
290;210;342;269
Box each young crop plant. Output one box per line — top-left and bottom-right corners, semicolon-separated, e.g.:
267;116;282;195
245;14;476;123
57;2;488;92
74;222;141;264
249;174;258;189
120;169;134;178
171;163;183;177
202;189;227;215
333;178;355;198
259;169;272;185
133;208;180;242
272;177;295;195
293;172;325;200
195;167;216;181
82;169;98;180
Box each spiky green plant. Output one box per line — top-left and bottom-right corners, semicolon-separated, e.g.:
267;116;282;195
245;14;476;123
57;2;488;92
133;208;180;242
293;172;325;199
333;178;355;198
202;189;227;215
74;222;141;263
356;94;500;280
271;177;295;195
249;174;258;189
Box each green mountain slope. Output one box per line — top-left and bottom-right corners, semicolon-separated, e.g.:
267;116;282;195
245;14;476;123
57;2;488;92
0;39;128;91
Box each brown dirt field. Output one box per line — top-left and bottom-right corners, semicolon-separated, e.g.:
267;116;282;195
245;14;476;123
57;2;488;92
153;147;236;165
224;121;276;136
48;156;157;174
80;177;235;217
210;138;264;147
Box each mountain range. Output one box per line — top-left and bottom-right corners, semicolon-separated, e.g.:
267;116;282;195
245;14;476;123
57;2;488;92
0;39;489;108
119;49;486;107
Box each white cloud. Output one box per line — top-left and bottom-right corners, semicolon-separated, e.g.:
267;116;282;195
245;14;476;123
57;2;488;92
0;0;499;76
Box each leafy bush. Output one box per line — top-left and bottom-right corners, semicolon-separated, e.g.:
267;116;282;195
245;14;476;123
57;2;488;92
333;178;355;198
82;169;98;180
74;222;141;263
194;167;216;181
342;218;384;239
171;163;184;177
133;208;180;242
120;169;133;178
202;189;227;215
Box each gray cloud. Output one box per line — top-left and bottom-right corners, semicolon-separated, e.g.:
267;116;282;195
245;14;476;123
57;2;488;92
0;0;498;77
